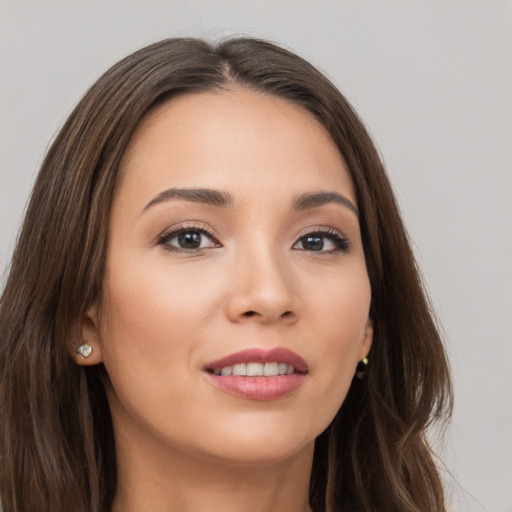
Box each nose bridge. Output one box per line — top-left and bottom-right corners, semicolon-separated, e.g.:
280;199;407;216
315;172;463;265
226;232;298;323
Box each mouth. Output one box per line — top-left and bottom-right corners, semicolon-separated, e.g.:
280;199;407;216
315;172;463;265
203;347;308;400
208;361;299;377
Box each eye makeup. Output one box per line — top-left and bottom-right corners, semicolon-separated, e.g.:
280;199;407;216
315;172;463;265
155;222;350;256
156;224;221;253
293;227;350;254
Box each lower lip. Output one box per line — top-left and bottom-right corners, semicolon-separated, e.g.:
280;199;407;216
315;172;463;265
204;373;307;400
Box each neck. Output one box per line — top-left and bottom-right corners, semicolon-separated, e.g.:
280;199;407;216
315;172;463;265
111;434;314;512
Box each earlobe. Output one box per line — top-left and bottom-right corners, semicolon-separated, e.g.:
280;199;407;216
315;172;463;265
359;319;373;360
72;304;103;366
355;321;373;380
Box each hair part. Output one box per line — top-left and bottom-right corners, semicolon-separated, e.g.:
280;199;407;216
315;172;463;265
0;37;452;512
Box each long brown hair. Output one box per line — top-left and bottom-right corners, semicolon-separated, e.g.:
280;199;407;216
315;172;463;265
0;37;452;512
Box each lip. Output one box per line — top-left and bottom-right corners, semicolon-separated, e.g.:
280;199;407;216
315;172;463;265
205;347;308;373
203;347;309;401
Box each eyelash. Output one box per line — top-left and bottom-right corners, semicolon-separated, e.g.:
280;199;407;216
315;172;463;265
294;228;350;253
157;225;221;253
156;225;350;254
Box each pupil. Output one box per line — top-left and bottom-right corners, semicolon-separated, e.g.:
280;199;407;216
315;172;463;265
178;231;201;249
304;236;323;251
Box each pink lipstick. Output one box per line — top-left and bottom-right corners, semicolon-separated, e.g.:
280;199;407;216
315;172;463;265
204;347;308;400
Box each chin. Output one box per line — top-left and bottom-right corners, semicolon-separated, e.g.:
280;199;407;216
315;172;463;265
189;417;319;467
202;439;314;469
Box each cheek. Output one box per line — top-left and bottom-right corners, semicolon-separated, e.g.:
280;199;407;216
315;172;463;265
97;257;224;403
304;256;371;343
102;254;223;341
302;262;371;414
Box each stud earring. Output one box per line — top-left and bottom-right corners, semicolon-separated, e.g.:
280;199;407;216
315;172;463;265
76;342;93;359
355;357;368;380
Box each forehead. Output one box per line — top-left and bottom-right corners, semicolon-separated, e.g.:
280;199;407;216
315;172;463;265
118;88;355;206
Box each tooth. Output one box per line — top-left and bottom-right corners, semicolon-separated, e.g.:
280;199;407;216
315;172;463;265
263;362;279;376
278;363;288;375
246;362;264;376
220;362;295;377
232;363;246;376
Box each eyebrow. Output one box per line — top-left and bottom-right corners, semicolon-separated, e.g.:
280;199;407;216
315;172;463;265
142;188;233;212
142;187;358;218
292;191;359;218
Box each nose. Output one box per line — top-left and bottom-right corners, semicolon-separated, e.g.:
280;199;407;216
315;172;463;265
225;247;300;325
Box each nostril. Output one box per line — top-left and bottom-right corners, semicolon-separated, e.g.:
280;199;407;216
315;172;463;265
240;310;294;320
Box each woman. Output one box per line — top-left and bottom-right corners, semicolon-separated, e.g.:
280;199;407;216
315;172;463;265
0;37;452;512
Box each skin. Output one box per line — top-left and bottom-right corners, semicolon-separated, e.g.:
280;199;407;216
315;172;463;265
76;88;373;512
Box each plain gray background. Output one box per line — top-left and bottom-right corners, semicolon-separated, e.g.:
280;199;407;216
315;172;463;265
1;1;511;511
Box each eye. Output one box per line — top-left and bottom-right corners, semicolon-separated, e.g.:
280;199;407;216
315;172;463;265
157;226;220;252
293;229;350;253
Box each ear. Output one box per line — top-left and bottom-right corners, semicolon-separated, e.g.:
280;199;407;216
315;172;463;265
358;319;373;361
71;303;104;366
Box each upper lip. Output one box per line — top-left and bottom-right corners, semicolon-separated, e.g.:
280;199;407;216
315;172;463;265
204;347;309;373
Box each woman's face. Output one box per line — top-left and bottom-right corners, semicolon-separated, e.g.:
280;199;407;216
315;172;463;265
83;88;372;466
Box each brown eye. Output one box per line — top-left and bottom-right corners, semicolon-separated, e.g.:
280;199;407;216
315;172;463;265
177;231;202;249
293;230;350;253
158;227;220;252
299;236;324;251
